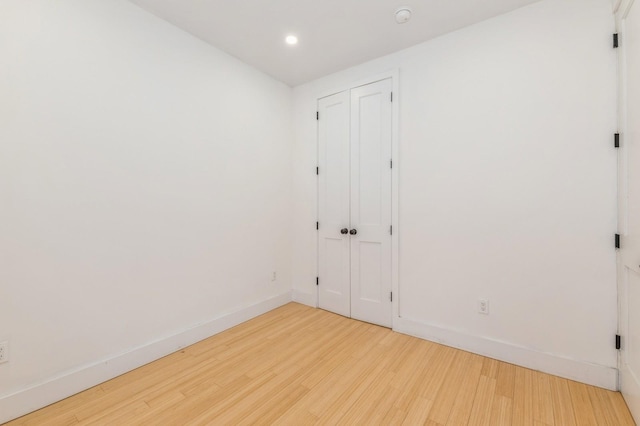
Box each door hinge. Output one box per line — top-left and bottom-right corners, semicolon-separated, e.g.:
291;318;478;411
390;292;393;302
316;166;319;175
316;111;319;120
615;133;620;148
615;234;621;249
316;222;319;230
390;159;393;169
616;334;621;350
390;225;393;235
391;92;393;102
614;33;619;48
316;277;319;286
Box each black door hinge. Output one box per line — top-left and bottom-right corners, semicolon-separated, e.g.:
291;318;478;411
316;166;319;175
316;111;319;120
614;33;619;48
390;292;393;302
390;159;393;169
316;277;319;286
615;133;620;148
616;334;621;350
616;234;621;249
316;222;319;230
390;225;393;236
391;92;393;102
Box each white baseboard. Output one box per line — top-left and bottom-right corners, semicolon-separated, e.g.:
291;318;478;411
0;291;292;424
292;289;317;308
394;316;618;391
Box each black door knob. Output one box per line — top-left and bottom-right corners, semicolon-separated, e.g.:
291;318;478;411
349;229;357;235
340;228;349;235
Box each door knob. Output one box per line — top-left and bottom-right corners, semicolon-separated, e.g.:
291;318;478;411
340;228;349;235
349;229;358;235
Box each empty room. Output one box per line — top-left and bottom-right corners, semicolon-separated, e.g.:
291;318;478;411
1;0;639;424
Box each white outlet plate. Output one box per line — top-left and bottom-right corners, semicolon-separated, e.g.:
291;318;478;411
478;299;489;315
271;271;277;282
0;341;8;364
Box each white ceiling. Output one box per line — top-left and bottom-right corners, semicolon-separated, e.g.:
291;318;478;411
129;0;542;87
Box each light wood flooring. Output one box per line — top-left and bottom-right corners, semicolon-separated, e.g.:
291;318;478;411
6;303;636;425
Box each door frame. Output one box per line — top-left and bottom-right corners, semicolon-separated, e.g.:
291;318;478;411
615;0;640;422
315;69;400;327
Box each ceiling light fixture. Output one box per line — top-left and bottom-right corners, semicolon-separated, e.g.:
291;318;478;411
395;7;412;24
285;35;298;45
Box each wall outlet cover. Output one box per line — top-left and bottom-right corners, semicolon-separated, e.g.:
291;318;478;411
478;299;489;315
0;341;8;364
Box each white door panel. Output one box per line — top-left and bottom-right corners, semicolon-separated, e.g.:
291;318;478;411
318;91;351;318
620;1;640;421
620;267;640;421
350;79;393;328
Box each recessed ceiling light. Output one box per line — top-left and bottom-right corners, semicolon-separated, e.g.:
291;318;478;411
395;7;412;24
285;35;298;45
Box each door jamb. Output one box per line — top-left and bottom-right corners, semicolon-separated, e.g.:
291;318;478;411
615;0;633;391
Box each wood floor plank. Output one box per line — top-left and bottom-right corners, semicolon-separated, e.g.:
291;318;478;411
490;395;514;426
334;370;396;425
187;377;276;424
401;396;433;425
314;354;392;424
416;344;457;401
606;390;638;426
194;364;304;425
17;387;103;426
496;361;516;399
391;340;437;411
5;303;636;426
24;413;78;426
382;406;407;425
306;334;396;417
467;375;497;426
81;400;149;425
549;375;577;426
359;384;403;424
567;380;599;426
481;356;500;379
513;366;534;426
444;353;484;425
427;349;473;424
533;370;555;425
585;385;621;426
236;384;310;426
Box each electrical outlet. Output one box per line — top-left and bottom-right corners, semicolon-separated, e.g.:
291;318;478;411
478;299;489;315
271;271;277;282
0;341;8;364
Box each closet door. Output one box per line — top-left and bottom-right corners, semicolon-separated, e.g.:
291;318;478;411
317;91;351;318
619;1;640;421
349;79;393;328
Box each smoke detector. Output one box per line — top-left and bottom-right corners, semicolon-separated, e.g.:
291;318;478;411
395;7;412;24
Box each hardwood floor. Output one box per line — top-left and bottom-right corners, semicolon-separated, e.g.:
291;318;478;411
6;303;635;425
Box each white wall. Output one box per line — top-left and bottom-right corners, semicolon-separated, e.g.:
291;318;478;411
0;0;292;420
292;0;619;388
